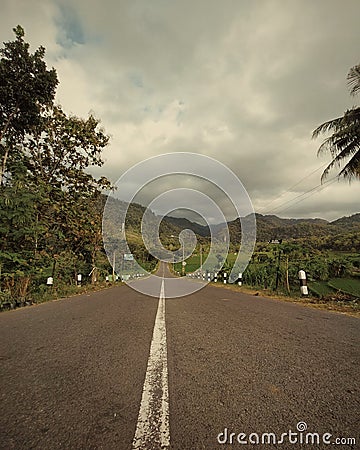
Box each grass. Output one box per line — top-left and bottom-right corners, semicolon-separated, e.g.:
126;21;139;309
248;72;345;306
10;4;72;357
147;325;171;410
308;281;336;298
308;278;360;299
328;278;360;298
173;252;238;274
206;279;360;317
0;280;119;312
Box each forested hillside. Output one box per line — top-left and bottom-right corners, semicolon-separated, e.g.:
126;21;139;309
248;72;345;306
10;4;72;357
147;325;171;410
166;212;360;252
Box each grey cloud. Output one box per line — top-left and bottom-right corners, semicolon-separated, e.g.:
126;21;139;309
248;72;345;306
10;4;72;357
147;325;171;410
1;0;359;221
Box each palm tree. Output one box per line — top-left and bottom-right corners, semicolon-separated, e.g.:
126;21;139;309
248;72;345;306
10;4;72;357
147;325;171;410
347;63;360;96
312;63;360;182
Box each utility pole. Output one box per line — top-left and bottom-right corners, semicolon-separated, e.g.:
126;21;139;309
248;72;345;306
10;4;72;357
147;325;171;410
275;248;281;290
200;244;203;276
182;240;185;276
269;239;283;291
112;250;116;283
285;255;290;294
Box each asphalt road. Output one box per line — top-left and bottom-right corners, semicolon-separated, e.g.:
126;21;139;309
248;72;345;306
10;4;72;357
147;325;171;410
0;263;359;449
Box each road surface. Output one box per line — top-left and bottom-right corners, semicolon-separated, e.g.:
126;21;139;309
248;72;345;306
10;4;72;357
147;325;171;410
1;263;359;449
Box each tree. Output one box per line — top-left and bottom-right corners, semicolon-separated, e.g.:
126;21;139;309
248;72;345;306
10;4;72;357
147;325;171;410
0;26;58;185
25;105;110;194
24;106;112;285
312;63;360;181
0;26;112;305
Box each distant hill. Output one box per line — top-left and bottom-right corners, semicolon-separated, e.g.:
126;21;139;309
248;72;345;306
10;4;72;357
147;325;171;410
247;213;330;242
102;195;360;252
162;212;360;251
165;216;210;237
330;213;360;228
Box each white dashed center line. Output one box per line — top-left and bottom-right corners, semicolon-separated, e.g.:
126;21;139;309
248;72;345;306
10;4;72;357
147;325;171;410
132;279;170;449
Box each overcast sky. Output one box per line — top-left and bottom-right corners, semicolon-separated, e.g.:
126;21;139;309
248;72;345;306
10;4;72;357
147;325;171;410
1;0;359;221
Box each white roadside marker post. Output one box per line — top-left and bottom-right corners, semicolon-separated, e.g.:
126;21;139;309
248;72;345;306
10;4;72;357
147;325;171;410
47;276;54;294
298;270;308;296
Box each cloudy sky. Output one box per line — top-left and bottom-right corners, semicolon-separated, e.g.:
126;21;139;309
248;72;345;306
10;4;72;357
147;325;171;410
1;0;360;221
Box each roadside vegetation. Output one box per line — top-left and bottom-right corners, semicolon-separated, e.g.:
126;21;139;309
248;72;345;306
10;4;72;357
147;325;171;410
174;242;360;314
0;26;114;310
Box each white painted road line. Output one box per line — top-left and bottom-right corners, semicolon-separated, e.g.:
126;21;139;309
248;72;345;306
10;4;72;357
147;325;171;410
132;279;170;449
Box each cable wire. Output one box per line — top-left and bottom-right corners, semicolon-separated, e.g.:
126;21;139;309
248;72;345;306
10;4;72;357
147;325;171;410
270;176;338;215
259;162;329;213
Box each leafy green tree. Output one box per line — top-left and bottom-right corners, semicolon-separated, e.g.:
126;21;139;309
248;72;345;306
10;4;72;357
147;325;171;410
328;258;351;278
0;176;40;301
25;106;110;193
0;26;113;305
0;25;58;185
313;63;360;181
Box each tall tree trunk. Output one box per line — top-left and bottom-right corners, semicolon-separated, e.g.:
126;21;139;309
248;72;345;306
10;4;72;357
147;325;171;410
0;146;10;186
91;248;97;284
285;255;290;294
0;108;18;186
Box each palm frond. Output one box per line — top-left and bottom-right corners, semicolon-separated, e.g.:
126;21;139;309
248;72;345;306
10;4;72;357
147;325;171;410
342;107;360;125
314;66;359;182
312;115;344;139
327;139;359;165
317;124;360;157
320;150;359;183
337;151;360;181
321;159;338;183
347;63;360;97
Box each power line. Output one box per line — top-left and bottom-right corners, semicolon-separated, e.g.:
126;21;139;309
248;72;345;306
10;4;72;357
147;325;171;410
270;176;338;215
267;177;331;213
259;162;329;213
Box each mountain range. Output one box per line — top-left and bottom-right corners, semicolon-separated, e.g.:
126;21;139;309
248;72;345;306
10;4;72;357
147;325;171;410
165;212;360;244
104;196;360;251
